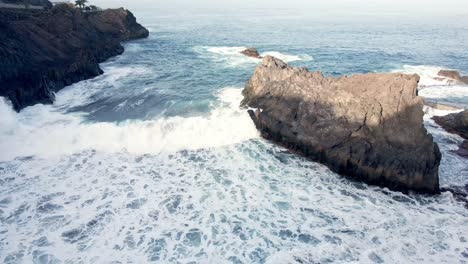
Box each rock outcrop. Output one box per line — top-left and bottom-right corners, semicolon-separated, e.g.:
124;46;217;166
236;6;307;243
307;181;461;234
433;110;468;158
240;48;262;59
437;70;468;85
433;110;468;139
242;56;441;194
0;4;149;111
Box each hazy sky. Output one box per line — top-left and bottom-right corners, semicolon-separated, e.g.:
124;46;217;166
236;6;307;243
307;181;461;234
91;0;468;16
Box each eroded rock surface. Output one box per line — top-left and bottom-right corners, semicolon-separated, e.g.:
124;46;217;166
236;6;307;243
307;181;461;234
242;56;441;194
0;5;149;111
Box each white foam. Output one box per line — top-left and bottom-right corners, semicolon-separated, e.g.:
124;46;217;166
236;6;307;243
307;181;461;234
262;51;313;63
0;144;466;263
423;105;463;118
54;65;153;109
0;88;258;161
195;46;313;67
0;98;17;134
419;85;468;100
393;65;465;87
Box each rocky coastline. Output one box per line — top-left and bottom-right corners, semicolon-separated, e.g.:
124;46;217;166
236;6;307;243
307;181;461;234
242;56;441;194
0;3;149;111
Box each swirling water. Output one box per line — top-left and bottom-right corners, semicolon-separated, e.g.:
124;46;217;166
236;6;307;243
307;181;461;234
1;8;468;263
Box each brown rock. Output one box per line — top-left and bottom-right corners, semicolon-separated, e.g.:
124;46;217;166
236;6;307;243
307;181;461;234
437;70;468;84
242;56;441;194
240;48;262;59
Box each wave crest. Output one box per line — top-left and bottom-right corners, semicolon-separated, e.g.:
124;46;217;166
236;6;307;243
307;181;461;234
0;88;258;161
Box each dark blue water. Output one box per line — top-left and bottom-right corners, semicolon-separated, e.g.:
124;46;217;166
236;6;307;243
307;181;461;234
0;8;467;263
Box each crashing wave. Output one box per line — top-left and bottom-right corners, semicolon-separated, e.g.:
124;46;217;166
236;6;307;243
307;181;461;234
0;88;258;161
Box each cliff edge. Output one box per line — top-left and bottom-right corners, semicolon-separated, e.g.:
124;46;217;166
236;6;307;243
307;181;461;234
0;4;149;111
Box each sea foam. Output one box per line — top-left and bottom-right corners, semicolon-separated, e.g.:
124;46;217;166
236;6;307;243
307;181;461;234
195;46;313;67
392;65;466;87
0;87;258;161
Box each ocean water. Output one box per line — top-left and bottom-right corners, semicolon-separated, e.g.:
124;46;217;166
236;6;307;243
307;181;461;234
1;8;468;263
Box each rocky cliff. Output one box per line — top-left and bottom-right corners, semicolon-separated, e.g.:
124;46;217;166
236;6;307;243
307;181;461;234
0;4;149;111
242;56;441;194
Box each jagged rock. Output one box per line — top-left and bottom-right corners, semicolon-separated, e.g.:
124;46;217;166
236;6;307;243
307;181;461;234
242;56;441;194
433;110;468;158
240;48;262;59
0;5;149;111
433;110;468;139
437;70;468;85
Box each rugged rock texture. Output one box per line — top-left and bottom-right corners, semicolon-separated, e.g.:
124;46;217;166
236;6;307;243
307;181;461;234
0;4;149;111
242;56;441;194
433;110;468;158
437;70;468;85
240;47;262;59
433;111;468;139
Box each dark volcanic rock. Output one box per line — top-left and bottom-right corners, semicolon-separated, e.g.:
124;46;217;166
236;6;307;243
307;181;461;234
433;110;468;139
437;70;468;85
2;0;52;7
0;5;149;111
242;56;441;194
240;48;262;59
433;110;468;158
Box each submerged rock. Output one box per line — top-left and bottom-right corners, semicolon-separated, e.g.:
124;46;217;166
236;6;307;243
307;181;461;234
240;48;262;59
0;5;149;111
437;70;468;85
242;56;441;194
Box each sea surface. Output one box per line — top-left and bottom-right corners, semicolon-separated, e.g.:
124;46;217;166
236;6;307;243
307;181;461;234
1;8;468;263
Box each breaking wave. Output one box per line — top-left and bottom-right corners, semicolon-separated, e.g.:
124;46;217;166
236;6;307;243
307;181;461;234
0;88;258;161
194;46;313;67
392;65;466;87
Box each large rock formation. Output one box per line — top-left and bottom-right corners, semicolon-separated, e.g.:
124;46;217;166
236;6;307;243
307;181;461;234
242;56;441;194
433;110;468;158
0;4;149;111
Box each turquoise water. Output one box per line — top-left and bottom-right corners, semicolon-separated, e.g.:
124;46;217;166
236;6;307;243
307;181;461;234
0;9;467;263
